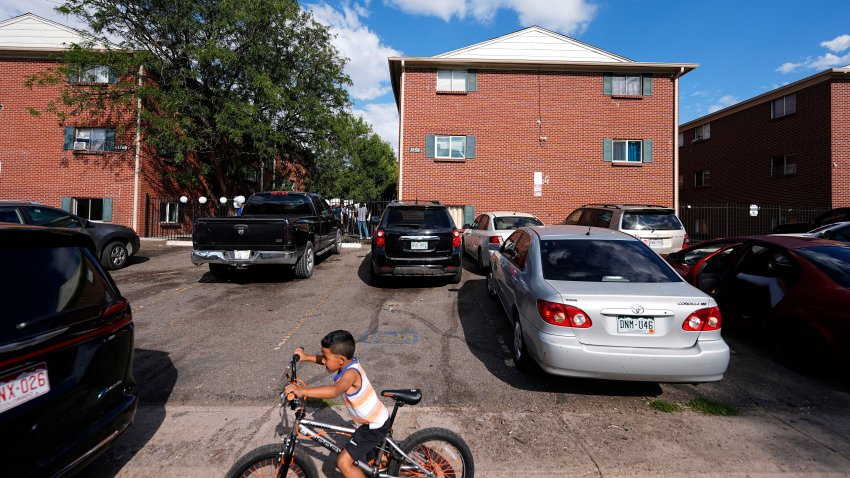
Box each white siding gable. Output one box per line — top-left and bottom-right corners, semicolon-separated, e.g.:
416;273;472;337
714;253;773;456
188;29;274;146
434;26;630;63
0;13;90;51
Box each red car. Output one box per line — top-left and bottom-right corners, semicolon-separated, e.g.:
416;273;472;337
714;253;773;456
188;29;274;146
665;235;850;373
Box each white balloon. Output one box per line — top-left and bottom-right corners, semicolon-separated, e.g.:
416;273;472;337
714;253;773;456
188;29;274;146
179;195;188;204
198;196;208;204
219;197;227;204
235;195;246;204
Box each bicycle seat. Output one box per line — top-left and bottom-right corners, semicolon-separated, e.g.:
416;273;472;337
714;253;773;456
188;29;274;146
381;389;422;405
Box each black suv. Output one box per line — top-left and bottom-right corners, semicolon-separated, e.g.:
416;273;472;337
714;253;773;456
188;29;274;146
0;201;141;270
0;225;138;477
770;207;850;234
370;201;463;283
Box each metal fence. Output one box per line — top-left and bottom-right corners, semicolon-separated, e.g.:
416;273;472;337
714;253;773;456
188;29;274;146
337;199;393;243
143;194;230;239
678;203;827;242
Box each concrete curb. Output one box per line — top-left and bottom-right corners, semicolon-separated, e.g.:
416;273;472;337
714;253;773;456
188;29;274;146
165;240;193;247
340;242;363;249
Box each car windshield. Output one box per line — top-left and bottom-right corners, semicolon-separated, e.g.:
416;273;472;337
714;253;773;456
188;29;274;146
540;239;683;283
621;211;683;231
385;207;452;229
795;245;850;288
494;216;543;230
241;194;312;215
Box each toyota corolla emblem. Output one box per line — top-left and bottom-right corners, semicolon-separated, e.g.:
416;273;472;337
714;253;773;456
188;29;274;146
237;229;244;235
631;305;645;315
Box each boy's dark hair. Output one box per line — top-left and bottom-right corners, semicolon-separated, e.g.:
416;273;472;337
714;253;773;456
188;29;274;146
321;330;355;359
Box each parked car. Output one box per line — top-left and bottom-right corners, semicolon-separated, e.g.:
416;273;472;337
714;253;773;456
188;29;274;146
191;192;341;279
563;204;689;255
0;200;141;270
0;225;138;477
370;201;463;284
486;225;729;382
463;211;543;269
770;207;850;234
772;221;850;243
667;235;850;373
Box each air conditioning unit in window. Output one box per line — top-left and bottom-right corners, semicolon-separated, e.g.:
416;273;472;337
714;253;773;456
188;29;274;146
73;142;87;151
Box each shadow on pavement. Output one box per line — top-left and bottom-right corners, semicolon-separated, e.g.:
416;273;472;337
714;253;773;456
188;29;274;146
123;255;151;267
197;253;337;284
356;252;457;289
83;349;178;475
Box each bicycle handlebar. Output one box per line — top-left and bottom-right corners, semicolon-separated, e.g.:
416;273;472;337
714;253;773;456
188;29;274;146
285;354;301;408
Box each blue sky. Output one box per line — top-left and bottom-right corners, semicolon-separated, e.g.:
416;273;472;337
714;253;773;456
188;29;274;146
7;0;850;151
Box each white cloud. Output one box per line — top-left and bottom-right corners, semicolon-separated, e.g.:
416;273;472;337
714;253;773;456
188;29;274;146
385;0;597;35
0;0;87;29
309;2;401;101
821;34;850;53
776;62;803;74
352;102;399;153
708;95;737;113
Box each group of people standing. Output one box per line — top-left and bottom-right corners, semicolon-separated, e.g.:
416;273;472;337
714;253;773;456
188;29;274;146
334;203;374;240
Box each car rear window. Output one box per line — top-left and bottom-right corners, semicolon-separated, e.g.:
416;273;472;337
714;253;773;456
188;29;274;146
0;247;113;325
795;245;850;288
385;207;453;229
494;216;543;230
621;211;683;231
540;239;683;283
242;194;312;215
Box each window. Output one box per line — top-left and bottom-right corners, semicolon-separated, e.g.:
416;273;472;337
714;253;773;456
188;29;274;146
69;65;116;84
613;140;642;162
435;135;467;159
612;75;642;95
694;170;711;187
478;215;490;230
436;70;468;92
493;216;543;230
160;201;180;223
65;127;114;152
797;246;850;288
385;207;452;229
0;207;23;224
771;94;796;118
693;123;710;141
242;193;313;215
540;240;683;283
25;206;82;227
621;211;683;231
678;133;684;148
74;198;105;221
771;155;797;177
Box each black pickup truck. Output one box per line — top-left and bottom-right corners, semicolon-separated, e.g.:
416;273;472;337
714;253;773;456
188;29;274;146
191;192;342;279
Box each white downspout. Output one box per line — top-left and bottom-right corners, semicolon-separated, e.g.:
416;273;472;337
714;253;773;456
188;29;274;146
398;60;405;201
132;65;143;232
673;67;683;213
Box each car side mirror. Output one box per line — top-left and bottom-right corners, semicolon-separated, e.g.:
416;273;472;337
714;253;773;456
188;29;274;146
487;243;501;252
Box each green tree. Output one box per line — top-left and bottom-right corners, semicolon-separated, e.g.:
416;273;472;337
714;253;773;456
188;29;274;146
29;0;351;196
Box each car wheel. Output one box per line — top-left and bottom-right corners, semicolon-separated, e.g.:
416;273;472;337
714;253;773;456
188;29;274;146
773;317;828;375
512;315;533;373
101;241;129;270
294;241;314;278
333;229;342;254
370;261;384;287
449;266;463;284
486;271;498;299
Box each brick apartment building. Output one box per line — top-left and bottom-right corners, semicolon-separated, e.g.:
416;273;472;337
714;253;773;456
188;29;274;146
679;66;850;216
389;26;696;226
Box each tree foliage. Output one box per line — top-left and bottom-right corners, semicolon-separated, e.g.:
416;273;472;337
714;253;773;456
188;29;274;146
30;0;361;196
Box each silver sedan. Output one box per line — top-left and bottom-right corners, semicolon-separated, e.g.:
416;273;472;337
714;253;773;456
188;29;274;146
486;225;730;382
463;211;543;269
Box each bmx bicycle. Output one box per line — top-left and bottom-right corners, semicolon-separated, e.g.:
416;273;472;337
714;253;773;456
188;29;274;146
226;355;474;477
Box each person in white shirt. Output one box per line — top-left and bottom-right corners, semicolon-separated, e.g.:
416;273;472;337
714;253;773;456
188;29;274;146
357;203;371;240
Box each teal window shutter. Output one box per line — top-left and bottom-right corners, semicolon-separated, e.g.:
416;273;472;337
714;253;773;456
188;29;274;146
463;205;475;228
466;135;476;159
642;139;653;163
105;127;115;151
467;71;477;92
107;67;118;84
61;196;72;211
642;75;652;96
603;73;613;96
102;198;113;222
425;134;435;158
64;126;75;150
603;138;613;162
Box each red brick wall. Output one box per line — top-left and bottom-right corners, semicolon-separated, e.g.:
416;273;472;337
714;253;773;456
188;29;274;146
679;80;832;208
0;56;144;231
400;68;676;225
832;80;850;207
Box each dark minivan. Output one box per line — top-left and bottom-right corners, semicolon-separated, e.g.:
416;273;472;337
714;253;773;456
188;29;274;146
0;225;137;477
370;201;463;284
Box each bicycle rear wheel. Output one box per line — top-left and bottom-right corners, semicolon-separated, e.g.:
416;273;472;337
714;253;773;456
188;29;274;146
389;427;474;477
225;444;318;478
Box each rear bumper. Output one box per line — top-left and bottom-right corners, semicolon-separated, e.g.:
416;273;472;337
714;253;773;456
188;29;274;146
371;250;462;277
524;325;730;382
191;249;299;266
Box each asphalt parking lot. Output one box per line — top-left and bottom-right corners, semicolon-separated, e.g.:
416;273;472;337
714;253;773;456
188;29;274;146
83;243;850;477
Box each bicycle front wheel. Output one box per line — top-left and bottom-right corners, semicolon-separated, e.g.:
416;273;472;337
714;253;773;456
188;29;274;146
389;427;474;478
225;444;318;478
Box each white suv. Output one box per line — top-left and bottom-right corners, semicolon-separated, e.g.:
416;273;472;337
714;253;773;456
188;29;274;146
564;204;688;254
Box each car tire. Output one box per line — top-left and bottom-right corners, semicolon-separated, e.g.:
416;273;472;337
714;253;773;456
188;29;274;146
101;241;129;270
333;229;342;254
512;314;533;373
773;317;828;375
369;261;384;287
449;266;463;284
486;271;498;299
294;241;314;279
208;263;233;279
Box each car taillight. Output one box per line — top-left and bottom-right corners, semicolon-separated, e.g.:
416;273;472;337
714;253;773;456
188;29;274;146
452;229;461;248
537;299;592;328
376;228;385;249
489;235;501;244
103;298;131;319
683;234;691;247
683;306;722;331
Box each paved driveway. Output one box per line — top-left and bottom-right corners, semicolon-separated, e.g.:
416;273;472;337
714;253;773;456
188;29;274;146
84;244;850;476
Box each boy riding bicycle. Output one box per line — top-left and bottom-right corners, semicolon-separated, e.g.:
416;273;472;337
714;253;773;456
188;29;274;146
284;330;389;478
